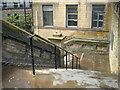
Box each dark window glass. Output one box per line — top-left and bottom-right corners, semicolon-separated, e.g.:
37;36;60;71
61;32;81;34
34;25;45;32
68;21;77;26
29;2;32;8
68;15;77;19
2;2;7;8
20;3;23;8
14;2;18;8
66;5;78;27
98;21;103;27
92;5;105;29
93;21;97;27
99;14;104;20
93;13;97;20
43;5;53;26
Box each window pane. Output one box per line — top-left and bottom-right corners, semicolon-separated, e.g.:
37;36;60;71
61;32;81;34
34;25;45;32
67;5;78;13
98;21;103;27
20;3;23;8
93;21;97;27
43;5;53;11
29;2;32;8
43;5;53;26
68;21;77;26
93;13;97;20
68;15;77;19
14;2;18;8
99;14;104;20
43;11;53;26
2;2;7;8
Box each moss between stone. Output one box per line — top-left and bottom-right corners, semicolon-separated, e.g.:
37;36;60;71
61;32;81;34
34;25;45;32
1;19;54;47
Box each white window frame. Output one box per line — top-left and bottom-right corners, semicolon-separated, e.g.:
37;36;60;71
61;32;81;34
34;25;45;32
66;5;78;28
92;5;105;29
42;5;53;27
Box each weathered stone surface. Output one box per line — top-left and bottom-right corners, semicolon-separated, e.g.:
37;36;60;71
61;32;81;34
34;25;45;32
97;46;109;52
109;3;119;73
83;45;96;50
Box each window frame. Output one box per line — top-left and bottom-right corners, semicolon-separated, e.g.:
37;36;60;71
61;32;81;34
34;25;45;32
2;0;7;8
66;5;78;28
42;5;53;27
92;5;105;29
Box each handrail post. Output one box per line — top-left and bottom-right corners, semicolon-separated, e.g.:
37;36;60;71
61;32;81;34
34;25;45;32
30;38;35;75
79;58;80;69
72;55;74;69
76;57;78;69
55;46;57;69
66;52;67;70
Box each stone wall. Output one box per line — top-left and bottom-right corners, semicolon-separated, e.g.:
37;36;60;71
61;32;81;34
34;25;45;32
109;3;119;73
78;53;110;72
64;38;110;72
2;20;60;68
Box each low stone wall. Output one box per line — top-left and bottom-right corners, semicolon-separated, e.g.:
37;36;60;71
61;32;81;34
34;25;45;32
78;53;110;72
64;38;110;72
2;20;60;68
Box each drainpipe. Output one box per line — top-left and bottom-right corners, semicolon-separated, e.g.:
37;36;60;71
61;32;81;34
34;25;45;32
24;0;27;31
36;10;38;35
31;0;34;33
117;2;120;88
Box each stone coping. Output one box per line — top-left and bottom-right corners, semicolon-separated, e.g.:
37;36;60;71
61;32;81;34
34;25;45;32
64;38;110;45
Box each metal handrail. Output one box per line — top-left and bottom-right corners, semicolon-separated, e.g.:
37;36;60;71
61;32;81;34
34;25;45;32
28;34;80;75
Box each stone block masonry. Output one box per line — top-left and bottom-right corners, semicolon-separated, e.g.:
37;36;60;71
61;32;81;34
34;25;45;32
2;20;60;68
64;38;110;72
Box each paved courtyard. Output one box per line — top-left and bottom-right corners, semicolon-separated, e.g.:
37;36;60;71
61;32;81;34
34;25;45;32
2;66;118;89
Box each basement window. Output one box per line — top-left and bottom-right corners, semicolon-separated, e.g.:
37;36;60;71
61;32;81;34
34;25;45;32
19;0;24;8
29;2;32;8
2;0;7;8
66;5;78;28
20;3;23;8
43;5;53;27
14;2;18;8
92;5;105;29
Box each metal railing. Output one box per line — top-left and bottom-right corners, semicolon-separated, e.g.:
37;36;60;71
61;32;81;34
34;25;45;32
28;34;80;75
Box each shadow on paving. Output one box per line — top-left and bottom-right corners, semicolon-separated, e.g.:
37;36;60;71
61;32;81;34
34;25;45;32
2;66;85;88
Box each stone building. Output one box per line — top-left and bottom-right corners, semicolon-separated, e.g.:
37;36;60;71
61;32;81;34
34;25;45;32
32;0;120;73
33;0;110;41
1;0;32;19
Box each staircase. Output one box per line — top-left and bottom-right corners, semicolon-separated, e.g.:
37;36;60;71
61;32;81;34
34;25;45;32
2;20;80;75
